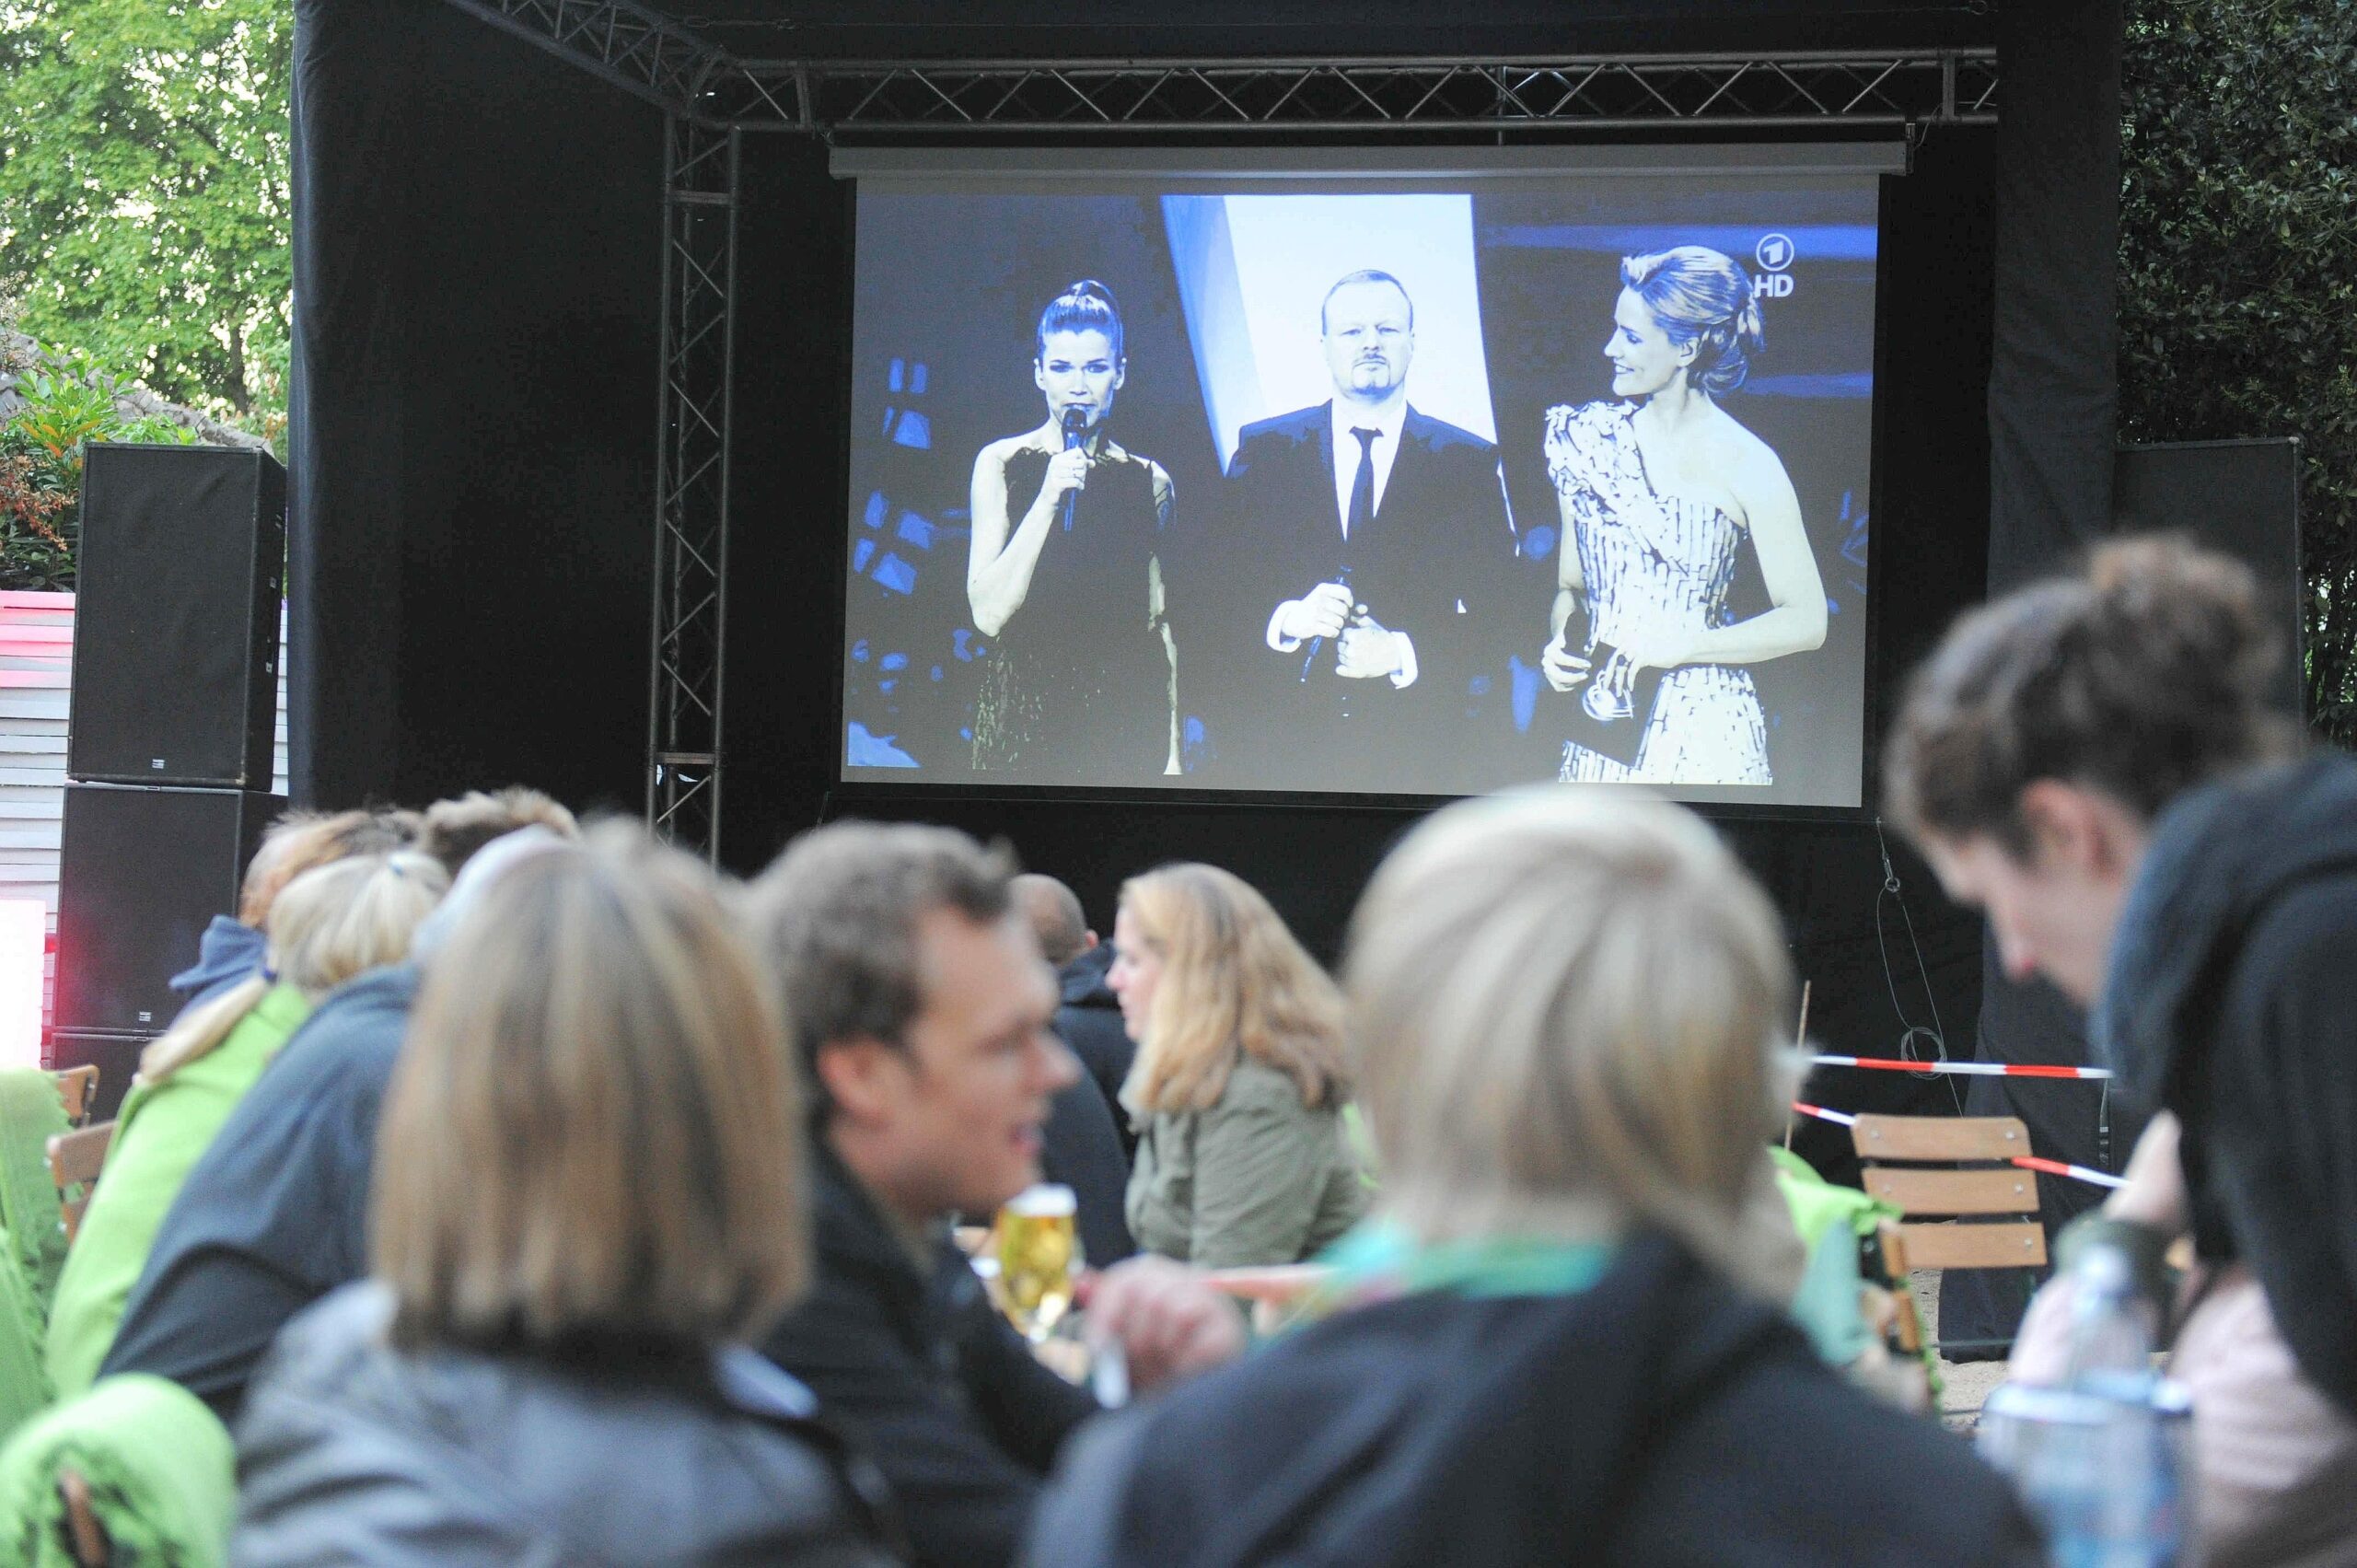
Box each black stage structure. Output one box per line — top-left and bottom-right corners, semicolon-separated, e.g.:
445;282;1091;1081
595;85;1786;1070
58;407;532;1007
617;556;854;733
289;0;2124;1339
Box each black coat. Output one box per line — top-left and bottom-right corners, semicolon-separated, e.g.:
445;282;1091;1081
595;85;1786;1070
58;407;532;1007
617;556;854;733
236;1283;905;1566
1040;1068;1135;1267
2098;754;2357;1419
1053;945;1135;1161
1199;402;1517;793
1027;1232;2040;1568
762;1149;1099;1568
103;962;418;1422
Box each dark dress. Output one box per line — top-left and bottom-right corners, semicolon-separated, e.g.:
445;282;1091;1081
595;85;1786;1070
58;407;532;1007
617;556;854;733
971;444;1169;781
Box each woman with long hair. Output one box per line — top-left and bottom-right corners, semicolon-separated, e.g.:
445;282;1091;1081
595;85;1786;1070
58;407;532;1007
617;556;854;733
44;848;448;1397
968;279;1178;780
1540;245;1828;784
1028;792;2039;1567
1109;863;1364;1269
233;826;899;1564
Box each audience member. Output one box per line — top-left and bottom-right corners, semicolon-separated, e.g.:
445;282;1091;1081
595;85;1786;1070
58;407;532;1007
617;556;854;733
47;850;447;1400
744;822;1243;1568
1029;791;2040;1567
1109;864;1366;1268
234;825;901;1564
1011;874;1134;1262
164;807;414;1015
413;784;578;874
102;789;578;1420
1016;876;1138;1161
1887;535;2357;1563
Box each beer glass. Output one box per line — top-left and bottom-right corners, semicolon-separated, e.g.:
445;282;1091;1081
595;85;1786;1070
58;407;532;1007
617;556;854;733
995;1183;1081;1343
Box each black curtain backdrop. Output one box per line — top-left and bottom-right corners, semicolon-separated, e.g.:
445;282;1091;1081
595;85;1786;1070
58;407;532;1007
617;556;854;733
1942;0;2128;1351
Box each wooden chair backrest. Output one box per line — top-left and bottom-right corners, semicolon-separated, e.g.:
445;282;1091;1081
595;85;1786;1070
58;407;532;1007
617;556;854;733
1205;1264;1331;1336
1850;1113;2048;1272
47;1121;114;1245
53;1064;99;1127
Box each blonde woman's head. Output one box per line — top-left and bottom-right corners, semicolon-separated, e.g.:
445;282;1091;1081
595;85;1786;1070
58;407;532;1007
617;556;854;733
1114;862;1346;1116
1344;789;1794;1281
372;822;806;1350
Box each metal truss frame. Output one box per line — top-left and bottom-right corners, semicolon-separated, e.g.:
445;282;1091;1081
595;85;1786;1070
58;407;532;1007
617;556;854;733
440;0;1996;859
645;116;737;863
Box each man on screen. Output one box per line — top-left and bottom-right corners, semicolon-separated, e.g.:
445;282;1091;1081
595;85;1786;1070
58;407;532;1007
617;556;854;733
1205;269;1517;792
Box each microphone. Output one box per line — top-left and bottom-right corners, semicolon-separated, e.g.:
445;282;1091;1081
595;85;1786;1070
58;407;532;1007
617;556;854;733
1300;563;1355;683
1059;407;1088;532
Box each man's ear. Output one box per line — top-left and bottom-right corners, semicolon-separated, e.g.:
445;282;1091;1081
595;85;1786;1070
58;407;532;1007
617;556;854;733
1083;930;1100;951
2016;779;2121;877
813;1036;910;1127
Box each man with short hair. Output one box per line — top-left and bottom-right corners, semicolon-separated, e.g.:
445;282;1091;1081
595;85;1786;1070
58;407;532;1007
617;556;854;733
103;791;577;1420
1013;873;1136;1160
1009;873;1133;1258
1203;269;1518;791
745;823;1242;1568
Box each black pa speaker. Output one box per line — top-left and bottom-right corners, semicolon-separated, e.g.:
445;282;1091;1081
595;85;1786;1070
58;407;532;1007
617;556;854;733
53;783;282;1035
69;443;286;786
42;1031;149;1122
2114;439;2305;719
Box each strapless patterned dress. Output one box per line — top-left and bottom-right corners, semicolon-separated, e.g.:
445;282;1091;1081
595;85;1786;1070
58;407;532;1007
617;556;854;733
1542;401;1771;786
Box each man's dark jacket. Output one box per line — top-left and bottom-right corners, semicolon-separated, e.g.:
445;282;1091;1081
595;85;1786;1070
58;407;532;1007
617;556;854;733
1054;944;1135;1160
2097;754;2357;1419
1040;1070;1133;1266
1200;401;1517;792
101;963;419;1421
1028;1232;2040;1568
167;915;266;1015
763;1148;1098;1568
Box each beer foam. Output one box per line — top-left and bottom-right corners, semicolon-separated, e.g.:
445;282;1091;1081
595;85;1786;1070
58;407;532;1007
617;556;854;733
1005;1183;1077;1218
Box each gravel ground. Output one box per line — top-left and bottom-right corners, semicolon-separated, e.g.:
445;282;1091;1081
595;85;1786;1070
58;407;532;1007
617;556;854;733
1916;1270;2012;1433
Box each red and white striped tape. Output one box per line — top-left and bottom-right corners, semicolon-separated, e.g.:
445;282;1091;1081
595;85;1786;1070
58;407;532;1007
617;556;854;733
1809;1053;2113;1081
1787;1102;2127;1191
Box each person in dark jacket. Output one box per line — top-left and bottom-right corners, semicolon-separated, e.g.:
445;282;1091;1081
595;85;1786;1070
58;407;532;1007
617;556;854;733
1053;943;1132;1154
1013;873;1135;1255
1028;789;2040;1568
102;794;576;1422
744;824;1246;1568
235;824;900;1565
1887;537;2357;1562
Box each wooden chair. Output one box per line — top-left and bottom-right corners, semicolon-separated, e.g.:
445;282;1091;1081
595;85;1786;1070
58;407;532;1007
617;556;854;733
1850;1113;2047;1353
1204;1264;1330;1335
53;1064;99;1127
47;1121;114;1245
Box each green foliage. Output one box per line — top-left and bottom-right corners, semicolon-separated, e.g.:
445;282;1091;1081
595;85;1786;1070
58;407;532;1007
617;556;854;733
2118;0;2357;744
0;0;290;439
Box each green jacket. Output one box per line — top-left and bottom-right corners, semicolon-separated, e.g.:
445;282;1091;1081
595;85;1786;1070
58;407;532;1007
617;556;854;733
1126;1057;1368;1269
0;1373;234;1567
44;982;313;1400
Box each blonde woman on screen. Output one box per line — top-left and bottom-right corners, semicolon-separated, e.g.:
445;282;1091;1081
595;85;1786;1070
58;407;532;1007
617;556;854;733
1540;246;1828;785
968;279;1178;780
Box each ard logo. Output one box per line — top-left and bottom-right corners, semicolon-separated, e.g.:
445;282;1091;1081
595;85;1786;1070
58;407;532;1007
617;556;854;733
1752;232;1797;297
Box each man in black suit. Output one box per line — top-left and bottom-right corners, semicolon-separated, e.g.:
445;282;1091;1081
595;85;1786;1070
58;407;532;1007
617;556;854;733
1202;270;1517;793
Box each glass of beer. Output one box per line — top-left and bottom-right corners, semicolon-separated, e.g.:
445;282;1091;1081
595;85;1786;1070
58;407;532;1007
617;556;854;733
995;1184;1081;1343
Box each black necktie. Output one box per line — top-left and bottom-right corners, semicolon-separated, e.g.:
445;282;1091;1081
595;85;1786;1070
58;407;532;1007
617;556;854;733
1346;426;1378;541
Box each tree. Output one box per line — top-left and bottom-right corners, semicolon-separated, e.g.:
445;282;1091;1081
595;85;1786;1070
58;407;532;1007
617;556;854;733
0;0;290;437
2118;0;2357;744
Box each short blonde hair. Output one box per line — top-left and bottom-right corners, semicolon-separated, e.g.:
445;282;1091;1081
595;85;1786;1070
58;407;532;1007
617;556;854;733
238;807;414;926
1120;863;1347;1116
415;786;578;877
373;822;806;1348
1344;789;1794;1284
142;849;448;1085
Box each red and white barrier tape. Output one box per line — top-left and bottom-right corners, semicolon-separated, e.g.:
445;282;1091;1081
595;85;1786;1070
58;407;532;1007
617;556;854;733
1787;1102;2127;1191
1809;1053;2112;1081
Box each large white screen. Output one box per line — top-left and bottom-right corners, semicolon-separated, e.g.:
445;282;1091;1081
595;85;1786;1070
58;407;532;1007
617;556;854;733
838;147;1891;806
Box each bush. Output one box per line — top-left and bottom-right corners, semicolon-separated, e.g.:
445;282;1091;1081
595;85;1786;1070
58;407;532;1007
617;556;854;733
1;339;200;592
2119;0;2357;743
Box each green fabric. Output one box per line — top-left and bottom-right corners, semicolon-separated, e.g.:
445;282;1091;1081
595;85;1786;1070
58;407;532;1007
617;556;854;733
1126;1059;1370;1269
0;1248;49;1444
1318;1217;1615;1302
1769;1147;1906;1369
45;982;312;1399
0;1373;234;1567
0;1070;70;1314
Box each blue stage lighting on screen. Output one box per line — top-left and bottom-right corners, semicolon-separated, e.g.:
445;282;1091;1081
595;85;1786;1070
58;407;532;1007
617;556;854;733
880;652;908;671
851;639;870;663
1509;656;1542;735
853;538;876;573
888;357;906;392
847;722;919;768
870;552;918;595
1521;525;1557;562
897;512;936;550
864;492;888;528
890;411;932;450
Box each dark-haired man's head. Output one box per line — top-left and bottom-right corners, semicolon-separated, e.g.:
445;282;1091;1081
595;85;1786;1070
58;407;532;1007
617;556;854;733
1011;873;1095;969
416;788;579;877
1887;535;2299;1003
740;822;1075;1227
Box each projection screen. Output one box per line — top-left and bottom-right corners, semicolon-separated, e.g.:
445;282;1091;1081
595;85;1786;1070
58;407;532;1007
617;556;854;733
835;145;1899;807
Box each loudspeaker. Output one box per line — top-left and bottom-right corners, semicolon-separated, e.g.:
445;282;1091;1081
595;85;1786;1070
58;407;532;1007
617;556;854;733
53;783;281;1035
42;1031;148;1122
2115;439;2305;718
68;443;286;786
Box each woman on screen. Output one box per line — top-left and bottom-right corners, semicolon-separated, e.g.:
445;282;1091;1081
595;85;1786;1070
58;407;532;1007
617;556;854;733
967;279;1178;779
1538;245;1828;785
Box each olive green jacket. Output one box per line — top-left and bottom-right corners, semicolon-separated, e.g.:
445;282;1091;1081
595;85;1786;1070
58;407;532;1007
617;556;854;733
1125;1058;1368;1269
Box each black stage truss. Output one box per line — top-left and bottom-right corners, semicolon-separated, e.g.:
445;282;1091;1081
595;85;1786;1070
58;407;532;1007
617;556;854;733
440;0;1998;856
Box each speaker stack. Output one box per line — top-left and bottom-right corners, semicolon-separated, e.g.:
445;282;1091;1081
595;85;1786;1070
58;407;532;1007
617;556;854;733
51;444;287;1116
